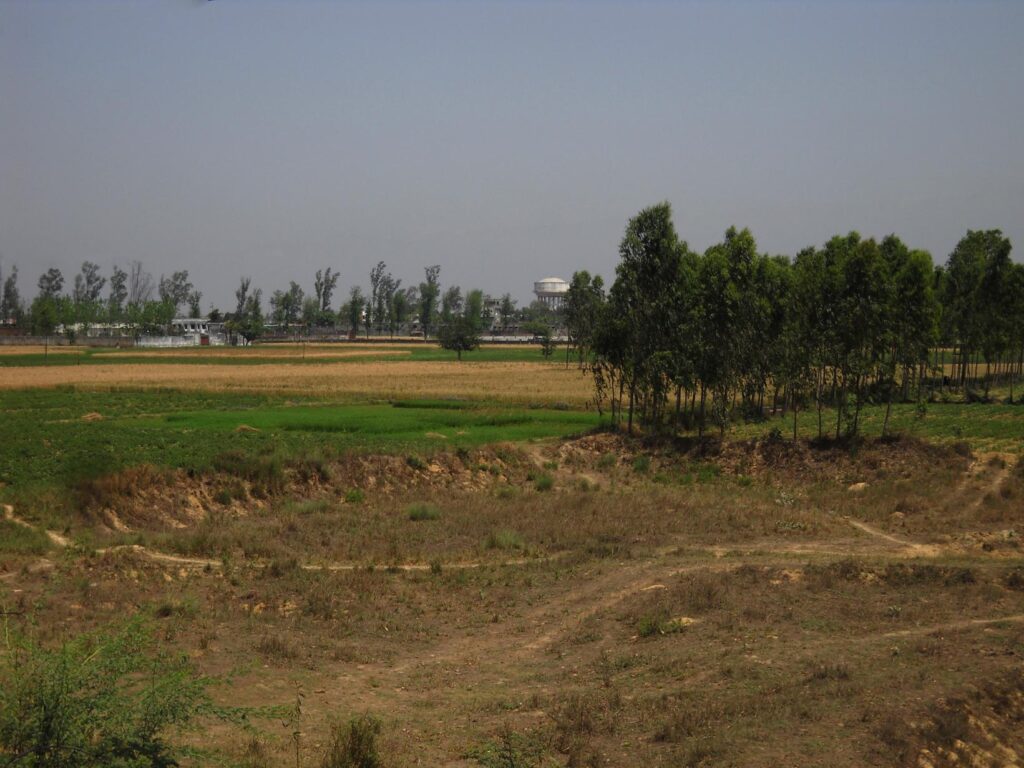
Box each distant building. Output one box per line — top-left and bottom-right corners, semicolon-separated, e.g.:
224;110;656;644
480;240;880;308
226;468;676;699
533;277;569;310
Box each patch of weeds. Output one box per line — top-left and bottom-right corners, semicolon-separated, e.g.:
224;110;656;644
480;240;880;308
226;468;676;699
0;519;50;555
542;460;558;471
294;453;333;483
495;486;518;500
213;488;234;505
408;503;441;521
406;455;426;471
597;452;617;470
303;584;337;620
632;455;651;474
1003;568;1024;590
345;489;366;504
695;463;720;483
241;735;271;768
637;611;687;638
534;474;554;492
321;714;383;768
805;662;850;682
256;635;298;661
152;598;198;620
468;725;548;768
212;451;285;496
575;478;596;492
487;529;525;551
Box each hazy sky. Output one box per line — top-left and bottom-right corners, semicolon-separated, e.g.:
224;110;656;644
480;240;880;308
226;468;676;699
2;1;1022;309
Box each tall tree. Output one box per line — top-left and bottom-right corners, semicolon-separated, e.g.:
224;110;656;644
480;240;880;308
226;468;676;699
564;271;605;368
187;290;203;319
158;271;194;316
72;261;106;304
498;293;517;332
127;261;154;306
419;265;441;337
346;286;366;337
270;281;304;327
37;268;64;299
108;266;128;321
314;268;340;314
1;265;22;325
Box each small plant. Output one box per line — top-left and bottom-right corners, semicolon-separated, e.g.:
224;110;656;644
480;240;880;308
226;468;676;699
542;460;558;471
637;611;687;638
345;488;366;504
597;452;617;470
214;488;234;505
534;473;554;492
408;503;441;521
257;634;298;661
321;714;384;768
487;529;525;551
406;455;426;470
632;455;651;473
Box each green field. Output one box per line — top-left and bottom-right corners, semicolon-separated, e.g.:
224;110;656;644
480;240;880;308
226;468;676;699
0;388;600;502
0;343;556;367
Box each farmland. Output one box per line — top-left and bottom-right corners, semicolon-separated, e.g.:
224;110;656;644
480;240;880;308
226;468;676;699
1;344;1023;767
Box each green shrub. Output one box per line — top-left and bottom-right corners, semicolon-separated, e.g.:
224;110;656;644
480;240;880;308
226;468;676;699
637;611;687;638
321;714;383;768
408;503;440;521
534;473;554;492
487;529;525;551
632;455;651;473
345;489;366;504
597;452;617;470
406;455;426;471
542;460;558;471
0;617;210;767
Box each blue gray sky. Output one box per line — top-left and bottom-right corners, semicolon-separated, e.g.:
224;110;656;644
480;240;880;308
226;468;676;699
2;0;1022;309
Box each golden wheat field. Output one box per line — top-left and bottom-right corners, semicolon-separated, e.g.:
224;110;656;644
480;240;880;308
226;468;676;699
0;359;595;404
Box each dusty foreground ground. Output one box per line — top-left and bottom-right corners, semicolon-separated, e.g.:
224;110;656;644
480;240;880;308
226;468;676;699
2;435;1023;767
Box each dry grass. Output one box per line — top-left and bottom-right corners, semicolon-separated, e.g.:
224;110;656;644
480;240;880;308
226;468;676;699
3;435;1022;767
0;360;593;404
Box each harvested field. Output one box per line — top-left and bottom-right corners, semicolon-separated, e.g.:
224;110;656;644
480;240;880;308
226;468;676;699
88;346;414;359
0;359;594;404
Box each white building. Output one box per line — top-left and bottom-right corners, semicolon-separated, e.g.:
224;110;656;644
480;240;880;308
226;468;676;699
533;277;569;310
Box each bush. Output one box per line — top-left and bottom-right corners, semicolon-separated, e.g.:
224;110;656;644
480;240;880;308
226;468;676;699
321;714;383;768
487;529;525;551
408;503;440;521
406;455;426;471
597;452;617;470
345;489;366;504
534;474;554;492
0;617;210;767
632;455;651;473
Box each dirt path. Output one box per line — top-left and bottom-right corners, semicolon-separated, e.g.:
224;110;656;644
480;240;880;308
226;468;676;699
844;517;942;557
1;503;568;574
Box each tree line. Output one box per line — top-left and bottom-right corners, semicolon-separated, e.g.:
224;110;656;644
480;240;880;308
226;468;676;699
0;259;548;346
562;203;1024;440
